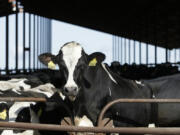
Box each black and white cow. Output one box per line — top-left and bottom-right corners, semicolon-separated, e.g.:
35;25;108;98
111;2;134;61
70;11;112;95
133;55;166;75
0;77;65;135
39;41;152;131
142;73;180;127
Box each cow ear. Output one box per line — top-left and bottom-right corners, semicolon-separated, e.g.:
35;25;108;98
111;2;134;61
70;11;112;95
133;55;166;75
88;52;105;66
38;53;57;69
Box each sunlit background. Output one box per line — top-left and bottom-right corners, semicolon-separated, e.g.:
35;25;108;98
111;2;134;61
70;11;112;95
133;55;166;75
1;13;180;71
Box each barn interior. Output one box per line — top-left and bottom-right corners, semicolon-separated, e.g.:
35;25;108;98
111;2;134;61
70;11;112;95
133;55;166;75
1;0;180;134
1;0;180;78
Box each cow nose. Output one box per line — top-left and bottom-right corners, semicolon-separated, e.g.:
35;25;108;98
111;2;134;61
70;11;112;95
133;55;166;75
64;87;77;95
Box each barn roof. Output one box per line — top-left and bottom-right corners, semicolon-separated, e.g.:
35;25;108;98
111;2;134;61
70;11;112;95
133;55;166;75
2;0;180;49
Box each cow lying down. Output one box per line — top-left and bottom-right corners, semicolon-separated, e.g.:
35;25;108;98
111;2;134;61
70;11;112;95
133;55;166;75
0;77;71;135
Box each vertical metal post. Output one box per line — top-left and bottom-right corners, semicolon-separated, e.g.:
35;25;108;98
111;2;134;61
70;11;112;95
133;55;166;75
139;41;141;64
15;4;18;72
165;48;168;63
154;6;157;65
155;46;157;65
118;37;119;61
33;15;36;70
49;20;52;52
6;15;9;75
133;40;136;63
146;43;148;65
112;36;114;61
121;37;122;64
29;14;31;71
174;49;176;63
146;12;149;65
124;38;126;63
37;16;39;69
23;11;26;71
38;17;43;68
129;39;131;64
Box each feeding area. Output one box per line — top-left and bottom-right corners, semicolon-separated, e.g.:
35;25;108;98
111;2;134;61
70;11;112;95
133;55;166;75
1;0;180;134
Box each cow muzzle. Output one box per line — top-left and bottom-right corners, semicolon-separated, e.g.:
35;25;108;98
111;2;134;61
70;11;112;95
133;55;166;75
63;87;78;101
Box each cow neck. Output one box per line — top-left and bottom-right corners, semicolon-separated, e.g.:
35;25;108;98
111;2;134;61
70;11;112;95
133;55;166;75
73;65;111;125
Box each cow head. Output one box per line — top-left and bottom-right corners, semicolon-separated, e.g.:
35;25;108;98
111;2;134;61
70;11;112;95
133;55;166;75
39;41;105;101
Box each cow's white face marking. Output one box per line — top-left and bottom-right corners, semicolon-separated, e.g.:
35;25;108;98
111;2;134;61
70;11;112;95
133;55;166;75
62;42;82;90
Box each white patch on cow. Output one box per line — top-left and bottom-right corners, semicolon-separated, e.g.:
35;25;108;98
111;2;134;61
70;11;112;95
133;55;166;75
116;112;119;116
1;102;40;135
12;88;21;95
74;115;93;127
135;80;145;86
109;88;112;96
24;83;55;98
0;78;30;91
0;101;7;104
9;102;35;122
101;63;117;84
62;42;82;89
1;129;39;135
148;123;155;128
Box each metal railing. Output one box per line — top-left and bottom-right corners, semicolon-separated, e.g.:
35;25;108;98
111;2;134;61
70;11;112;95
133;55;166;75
1;98;180;134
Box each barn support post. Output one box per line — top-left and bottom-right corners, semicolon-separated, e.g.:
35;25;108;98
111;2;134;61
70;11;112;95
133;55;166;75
29;13;31;71
128;39;131;64
23;11;26;71
5;15;9;75
154;6;157;65
174;49;177;63
139;41;141;64
15;4;18;72
118;37;119;62
146;13;149;65
112;36;114;61
121;37;123;64
133;40;136;63
41;17;43;68
36;16;39;69
38;17;41;68
124;38;126;63
33;15;35;70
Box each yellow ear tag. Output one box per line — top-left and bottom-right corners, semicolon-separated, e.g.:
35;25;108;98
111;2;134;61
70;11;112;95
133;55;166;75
0;109;7;120
48;61;56;69
37;108;42;117
88;58;97;66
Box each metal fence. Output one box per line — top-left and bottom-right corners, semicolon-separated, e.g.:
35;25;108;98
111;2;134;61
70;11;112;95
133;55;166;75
1;98;180;134
112;36;180;66
0;6;52;75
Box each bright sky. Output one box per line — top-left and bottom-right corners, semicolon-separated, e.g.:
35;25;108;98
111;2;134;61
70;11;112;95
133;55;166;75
52;20;112;64
1;14;180;71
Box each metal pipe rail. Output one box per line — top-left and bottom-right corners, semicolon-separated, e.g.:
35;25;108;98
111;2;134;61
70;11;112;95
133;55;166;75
98;98;180;126
0;97;47;102
1;98;180;134
1;122;180;134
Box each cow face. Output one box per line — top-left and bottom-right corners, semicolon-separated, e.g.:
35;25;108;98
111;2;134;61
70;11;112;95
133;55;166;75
39;41;105;101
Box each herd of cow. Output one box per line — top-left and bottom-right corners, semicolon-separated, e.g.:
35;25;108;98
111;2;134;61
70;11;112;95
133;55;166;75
1;41;180;135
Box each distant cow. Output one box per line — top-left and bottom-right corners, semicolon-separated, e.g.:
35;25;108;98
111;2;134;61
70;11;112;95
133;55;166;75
39;41;152;133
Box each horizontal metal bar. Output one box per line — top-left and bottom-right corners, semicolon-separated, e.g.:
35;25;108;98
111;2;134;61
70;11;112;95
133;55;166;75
100;99;180;103
1;122;180;134
97;98;180;127
0;97;47;102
